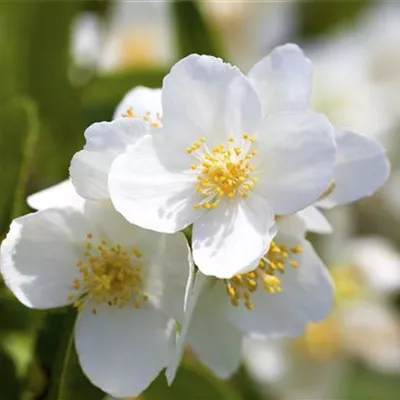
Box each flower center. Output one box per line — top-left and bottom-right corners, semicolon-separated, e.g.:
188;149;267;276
187;134;259;209
224;241;303;310
68;233;148;314
122;107;161;128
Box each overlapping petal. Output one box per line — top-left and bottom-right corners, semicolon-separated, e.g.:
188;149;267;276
109;133;201;233
192;195;277;278
318;128;390;208
254;111;336;215
113;86;162;120
227;241;334;337
162;54;263;148
248;43;312;115
27;179;84;211
70;119;148;200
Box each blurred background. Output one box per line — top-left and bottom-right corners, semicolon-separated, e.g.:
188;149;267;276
1;1;400;399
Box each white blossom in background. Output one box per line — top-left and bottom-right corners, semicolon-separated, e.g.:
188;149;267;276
99;1;174;72
202;1;297;70
0;201;192;398
109;51;336;278
166;213;334;383
70;86;161;202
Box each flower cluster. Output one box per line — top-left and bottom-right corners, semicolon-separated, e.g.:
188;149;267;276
0;44;390;398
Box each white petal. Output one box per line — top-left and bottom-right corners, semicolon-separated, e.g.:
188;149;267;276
70;119;148;200
297;206;332;234
193;196;277;278
277;213;307;238
0;208;93;309
185;282;243;379
254;111;336;215
318;128;390;208
113;86;162;120
248;44;312;115
75;303;173;398
227;241;334;337
27;180;84;211
109;133;201;233
162;54;262;149
166;272;210;385
82;201;192;319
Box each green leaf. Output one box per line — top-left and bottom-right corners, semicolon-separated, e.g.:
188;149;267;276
0;97;39;234
0;348;21;399
171;0;224;58
339;361;400;400
34;309;103;400
298;0;371;39
144;361;242;400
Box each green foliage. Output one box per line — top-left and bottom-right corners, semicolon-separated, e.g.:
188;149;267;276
171;0;224;59
145;361;242;400
298;0;371;38
0;348;21;399
339;362;400;400
34;309;103;400
0;98;39;234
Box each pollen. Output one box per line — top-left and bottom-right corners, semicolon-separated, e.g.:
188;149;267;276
122;107;162;128
187;135;259;209
68;233;148;314
224;241;303;310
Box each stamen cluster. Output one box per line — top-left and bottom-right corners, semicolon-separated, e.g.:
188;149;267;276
69;233;148;313
187;135;259;209
224;241;303;310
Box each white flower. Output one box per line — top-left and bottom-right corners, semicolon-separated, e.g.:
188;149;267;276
70;86;161;201
166;213;334;383
109;53;336;278
249;44;390;210
0;201;191;398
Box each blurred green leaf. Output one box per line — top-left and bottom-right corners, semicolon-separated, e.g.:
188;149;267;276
0;97;39;234
172;0;224;58
81;69;167;124
0;348;21;399
24;1;86;187
298;0;371;39
339;362;400;400
34;309;102;400
145;361;242;400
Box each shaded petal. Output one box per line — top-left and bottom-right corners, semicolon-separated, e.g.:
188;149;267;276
0;208;92;309
27;180;84;211
70;119;148;200
166;272;210;384
227;240;334;337
297;206;332;234
113;86;162;120
248;43;312;115
185;282;243;379
192;195;277;278
109;133;201;233
162;54;262;149
254;111;336;215
75;303;173;398
318;128;390;208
